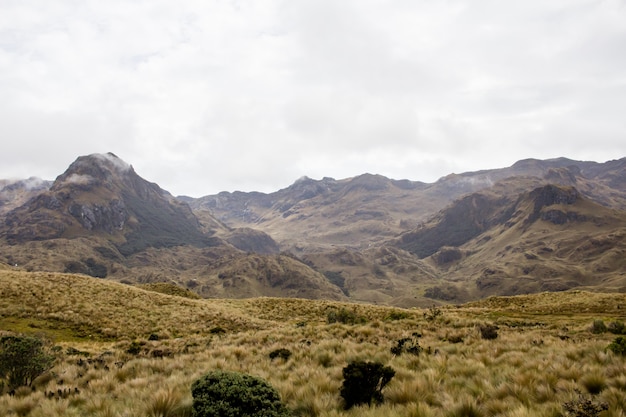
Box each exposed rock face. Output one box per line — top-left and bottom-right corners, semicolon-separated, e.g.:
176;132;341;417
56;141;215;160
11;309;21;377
1;153;214;255
395;192;510;258
540;209;585;225
525;185;579;224
68;200;127;232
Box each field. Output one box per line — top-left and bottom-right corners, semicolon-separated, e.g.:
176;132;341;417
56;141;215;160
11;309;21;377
1;268;626;416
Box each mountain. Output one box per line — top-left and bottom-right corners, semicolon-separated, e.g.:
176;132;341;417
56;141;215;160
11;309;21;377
0;153;343;301
187;157;626;306
1;154;624;307
391;183;626;301
0;177;52;216
2;153;213;255
190;158;626;253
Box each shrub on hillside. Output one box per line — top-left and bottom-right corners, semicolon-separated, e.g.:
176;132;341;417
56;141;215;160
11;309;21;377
269;348;292;361
390;335;422;356
327;308;365;325
479;324;499;340
589;320;607;334
607;336;626;356
424;305;442;321
607;321;626;335
340;360;395;409
562;391;608;417
126;340;145;355
191;370;290;417
0;335;55;390
385;310;410;321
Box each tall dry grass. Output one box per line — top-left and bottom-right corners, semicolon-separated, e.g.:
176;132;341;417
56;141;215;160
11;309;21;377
1;270;626;416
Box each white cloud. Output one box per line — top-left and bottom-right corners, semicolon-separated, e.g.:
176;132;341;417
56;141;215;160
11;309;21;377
0;0;624;196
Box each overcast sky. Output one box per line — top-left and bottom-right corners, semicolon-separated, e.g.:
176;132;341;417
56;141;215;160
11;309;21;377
1;0;625;196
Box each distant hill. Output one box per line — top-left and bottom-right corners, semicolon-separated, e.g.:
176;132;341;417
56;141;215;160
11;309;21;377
1;154;624;306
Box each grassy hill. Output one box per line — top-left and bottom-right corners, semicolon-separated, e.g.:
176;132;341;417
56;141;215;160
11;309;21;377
1;269;626;416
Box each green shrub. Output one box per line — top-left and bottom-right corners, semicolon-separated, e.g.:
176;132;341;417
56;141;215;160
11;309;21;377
589;320;607;334
269;348;292;361
479;324;499;340
424;305;443;321
562;391;608;417
126;340;145;355
0;335;55;390
390;335;422;356
340;360;395;409
327;308;365;325
607;321;626;335
386;310;410;321
191;370;290;417
607;336;626;356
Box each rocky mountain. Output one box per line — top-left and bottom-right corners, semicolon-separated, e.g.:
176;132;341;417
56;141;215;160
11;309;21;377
390;183;626;301
0;153;343;301
2;153;213;255
0;177;52;216
190;157;626;253
1;154;624;306
188;157;626;306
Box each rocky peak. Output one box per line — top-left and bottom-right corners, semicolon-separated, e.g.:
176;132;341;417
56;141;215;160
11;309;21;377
2;152;211;255
52;153;132;191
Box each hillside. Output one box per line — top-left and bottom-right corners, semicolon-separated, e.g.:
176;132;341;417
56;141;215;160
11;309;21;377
1;268;626;416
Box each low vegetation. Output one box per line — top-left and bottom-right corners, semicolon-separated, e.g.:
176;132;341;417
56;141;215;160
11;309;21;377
191;370;290;417
1;269;626;416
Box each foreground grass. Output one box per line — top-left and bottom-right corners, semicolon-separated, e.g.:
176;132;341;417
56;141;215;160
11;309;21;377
1;270;626;416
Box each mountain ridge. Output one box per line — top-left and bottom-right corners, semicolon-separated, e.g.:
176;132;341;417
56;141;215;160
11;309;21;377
1;153;624;307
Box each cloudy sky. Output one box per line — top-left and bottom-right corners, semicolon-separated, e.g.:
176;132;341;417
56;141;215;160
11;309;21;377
1;0;625;196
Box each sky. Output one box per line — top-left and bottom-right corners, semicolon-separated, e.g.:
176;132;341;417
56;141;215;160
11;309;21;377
1;0;625;197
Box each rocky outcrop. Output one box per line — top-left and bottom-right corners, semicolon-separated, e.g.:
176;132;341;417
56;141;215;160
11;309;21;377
68;200;127;232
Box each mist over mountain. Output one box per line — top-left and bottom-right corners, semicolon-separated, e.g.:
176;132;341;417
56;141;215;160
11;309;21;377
1;153;624;306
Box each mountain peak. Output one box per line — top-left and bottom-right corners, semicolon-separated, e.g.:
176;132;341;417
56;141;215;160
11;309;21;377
53;153;132;189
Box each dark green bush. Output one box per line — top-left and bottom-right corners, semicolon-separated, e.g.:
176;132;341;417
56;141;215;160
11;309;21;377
390;335;422;356
607;321;626;335
126;340;145;355
424;305;443;321
269;348;292;361
479;324;499;340
562;391;608;417
0;335;55;390
191;370;290;417
589;320;607;334
607;336;626;356
327;308;365;325
340;360;395;409
385;310;410;321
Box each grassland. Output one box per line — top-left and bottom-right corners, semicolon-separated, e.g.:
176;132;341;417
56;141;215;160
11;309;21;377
1;268;626;416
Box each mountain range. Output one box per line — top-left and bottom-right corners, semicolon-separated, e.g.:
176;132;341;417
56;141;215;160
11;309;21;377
1;152;624;307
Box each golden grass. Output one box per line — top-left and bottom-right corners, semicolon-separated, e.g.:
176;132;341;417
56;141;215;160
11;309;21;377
1;270;626;416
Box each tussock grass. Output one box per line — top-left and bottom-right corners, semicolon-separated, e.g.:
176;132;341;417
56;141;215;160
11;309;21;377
1;270;626;416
